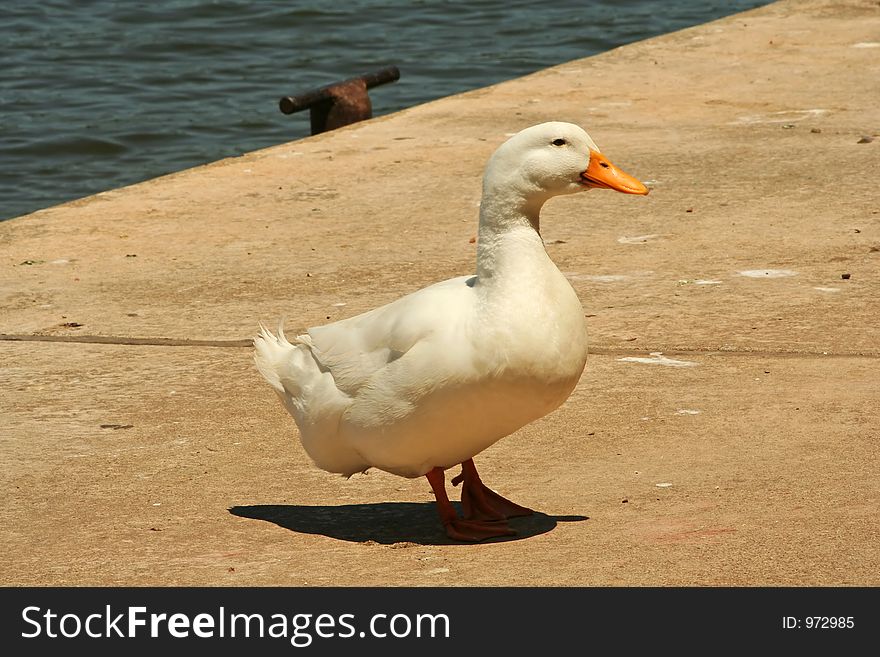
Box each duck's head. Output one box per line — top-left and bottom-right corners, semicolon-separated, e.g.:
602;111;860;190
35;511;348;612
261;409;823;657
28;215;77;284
485;121;649;201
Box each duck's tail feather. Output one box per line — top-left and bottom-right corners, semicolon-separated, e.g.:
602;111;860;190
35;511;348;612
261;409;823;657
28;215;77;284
253;319;317;401
254;321;359;474
253;321;330;414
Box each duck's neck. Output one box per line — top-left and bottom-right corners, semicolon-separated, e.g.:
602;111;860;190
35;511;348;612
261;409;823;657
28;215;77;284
475;185;553;283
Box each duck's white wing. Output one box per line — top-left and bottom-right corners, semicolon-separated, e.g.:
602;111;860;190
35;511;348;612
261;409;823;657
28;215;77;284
306;275;477;396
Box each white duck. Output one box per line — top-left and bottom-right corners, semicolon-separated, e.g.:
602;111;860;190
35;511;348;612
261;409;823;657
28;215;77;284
254;121;648;541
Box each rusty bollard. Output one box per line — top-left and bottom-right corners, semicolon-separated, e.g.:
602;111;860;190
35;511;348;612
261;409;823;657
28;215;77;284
279;66;400;135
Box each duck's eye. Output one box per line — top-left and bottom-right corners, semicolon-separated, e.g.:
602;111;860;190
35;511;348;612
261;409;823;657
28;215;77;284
551;138;567;147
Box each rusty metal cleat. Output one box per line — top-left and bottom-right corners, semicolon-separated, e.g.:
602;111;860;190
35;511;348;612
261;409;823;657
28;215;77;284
279;66;400;135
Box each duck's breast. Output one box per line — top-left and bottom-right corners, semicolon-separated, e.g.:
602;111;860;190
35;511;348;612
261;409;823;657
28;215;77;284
336;273;588;477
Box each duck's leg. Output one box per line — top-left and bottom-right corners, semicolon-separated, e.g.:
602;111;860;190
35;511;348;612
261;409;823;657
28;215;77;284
451;458;534;521
425;467;515;542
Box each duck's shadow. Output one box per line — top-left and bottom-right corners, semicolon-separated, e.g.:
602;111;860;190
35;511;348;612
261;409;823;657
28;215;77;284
229;502;587;546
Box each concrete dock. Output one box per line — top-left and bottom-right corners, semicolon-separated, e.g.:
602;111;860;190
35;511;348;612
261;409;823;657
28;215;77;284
1;0;878;585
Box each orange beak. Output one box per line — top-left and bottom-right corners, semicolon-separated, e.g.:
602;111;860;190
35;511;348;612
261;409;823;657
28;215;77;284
581;150;649;195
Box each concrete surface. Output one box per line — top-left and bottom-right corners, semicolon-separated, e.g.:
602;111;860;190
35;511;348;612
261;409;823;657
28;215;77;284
1;0;878;585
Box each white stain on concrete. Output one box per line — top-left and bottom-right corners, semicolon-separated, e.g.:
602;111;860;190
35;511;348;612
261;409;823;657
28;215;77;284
566;273;630;283
739;269;798;278
617;352;699;368
589;275;629;282
729;109;828;125
566;271;654;283
678;278;723;286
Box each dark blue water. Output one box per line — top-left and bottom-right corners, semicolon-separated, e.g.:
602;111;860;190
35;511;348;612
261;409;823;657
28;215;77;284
1;0;768;221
